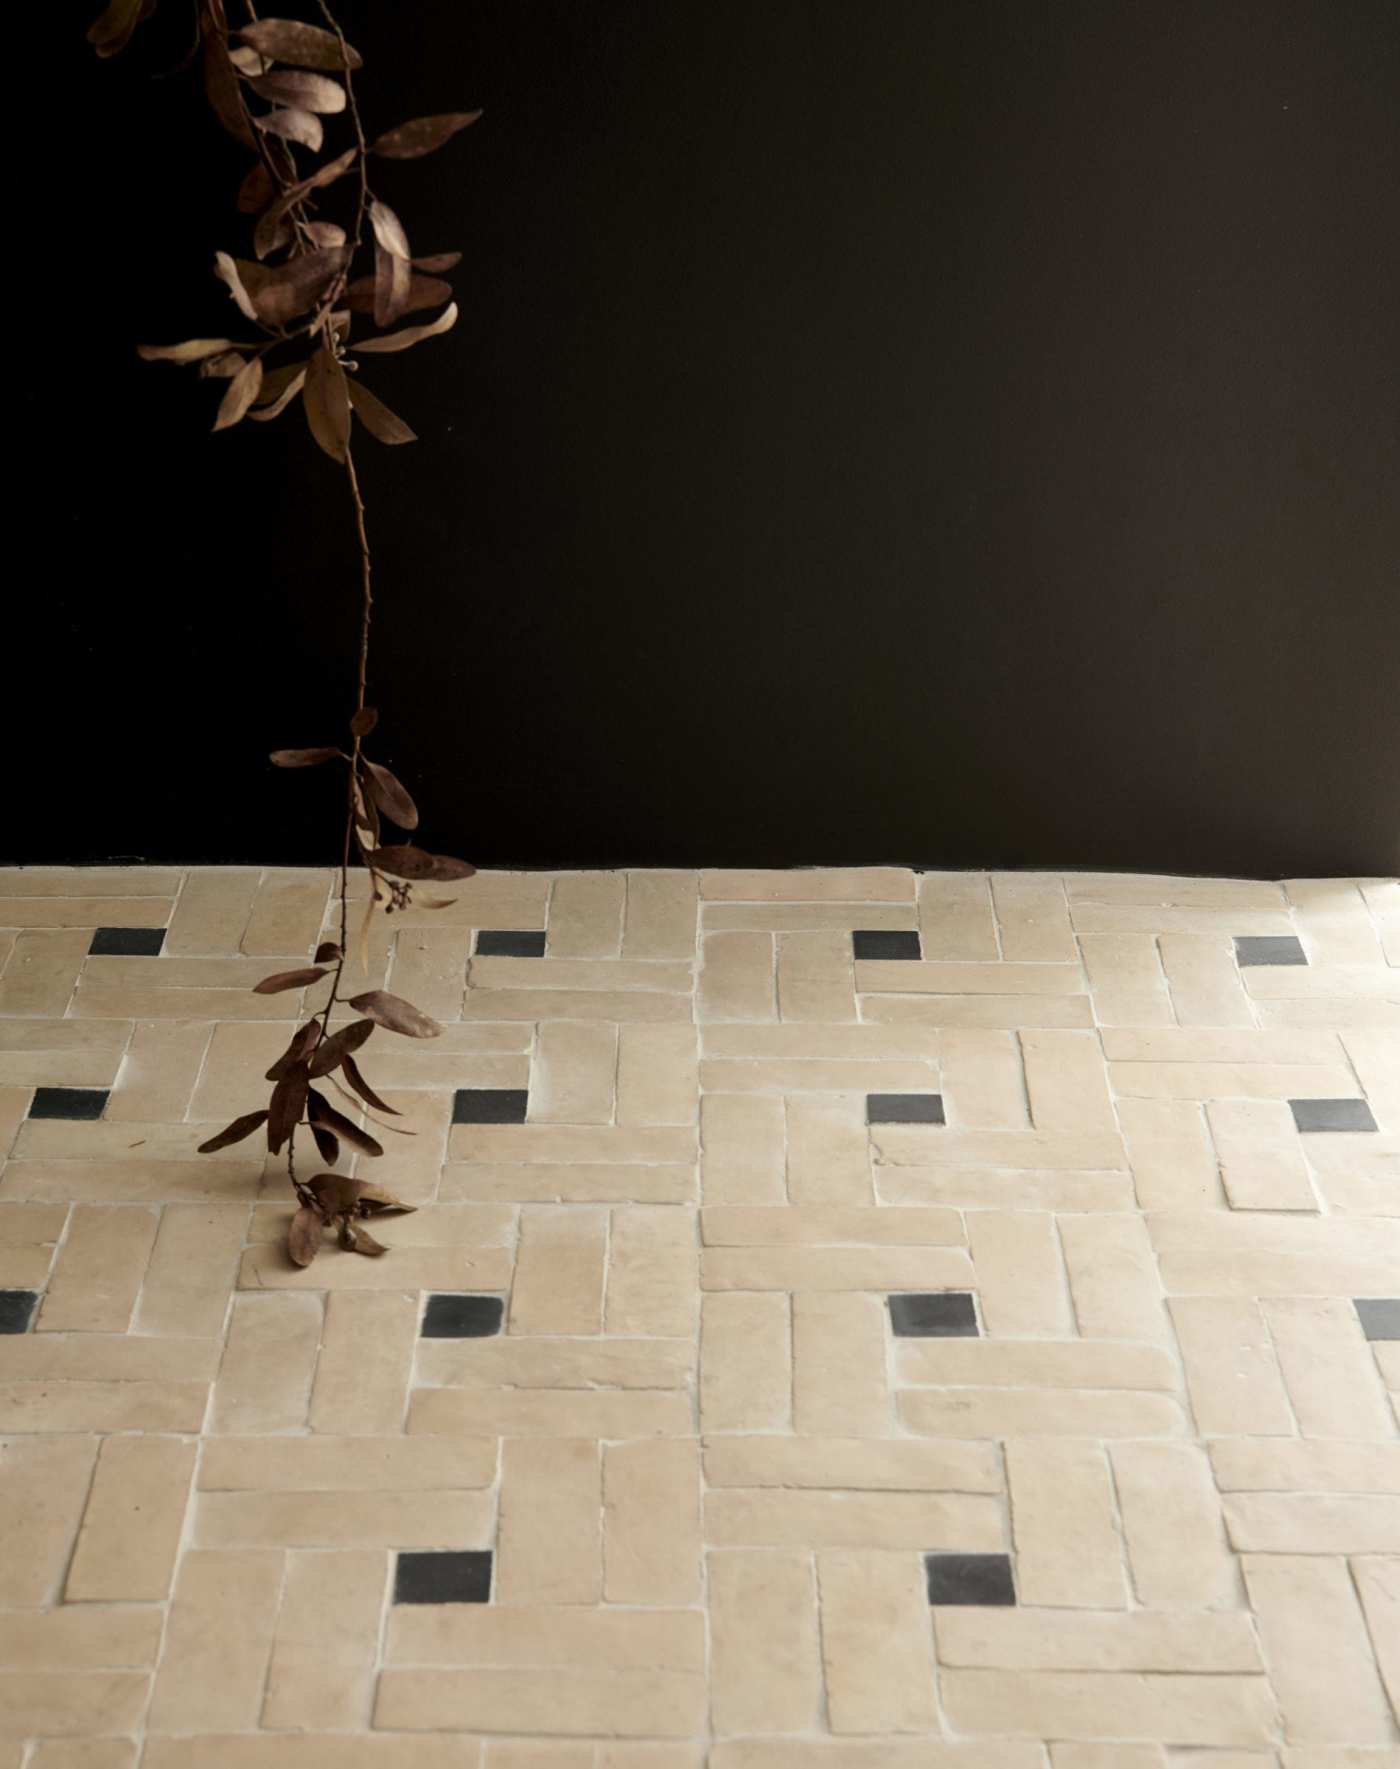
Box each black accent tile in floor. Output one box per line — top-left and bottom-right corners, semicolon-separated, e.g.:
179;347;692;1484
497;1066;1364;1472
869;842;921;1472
1355;1299;1400;1341
29;1087;109;1121
1289;1097;1379;1133
89;926;166;956
475;930;547;957
421;1294;505;1338
889;1292;980;1338
452;1089;529;1125
926;1553;1016;1607
852;929;922;961
1234;934;1307;966
867;1093;945;1125
394;1550;493;1604
0;1290;39;1334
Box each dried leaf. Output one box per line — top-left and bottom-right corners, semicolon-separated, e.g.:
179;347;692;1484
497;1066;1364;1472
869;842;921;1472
373;111;481;159
252;966;327;996
370;199;411;260
354;302;459;355
341;1051;400;1115
314;940;342;964
361;760;419;828
372;243;412;327
307;1090;385;1157
247;69;346;114
237;161;276;214
213;354;264;431
309;1172;365;1213
304;345;352;462
350;707;378;737
370;844;476;882
347;271;452;321
421;897;458;909
253;146;356;258
202;17;257;147
287;1205;323;1265
347;989;443;1039
239;247;347;324
265;1020;322;1080
347;379;418;445
304;220;346;249
214;252;261;325
237;18;363;71
309;1018;375;1077
348;1223;388;1256
199;350;249;380
353;1182;416;1215
249;367;307;421
197;1108;269;1153
227;45;271;76
270;745;342;767
138;337;243;364
267;1064;310;1155
87;0;146;57
412;251;462;273
311;1122;340;1166
257;107;324;151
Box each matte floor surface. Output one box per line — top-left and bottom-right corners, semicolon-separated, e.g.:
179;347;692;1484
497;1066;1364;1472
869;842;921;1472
0;864;1398;1767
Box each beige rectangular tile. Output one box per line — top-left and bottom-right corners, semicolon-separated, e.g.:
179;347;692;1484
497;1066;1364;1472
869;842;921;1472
387;1604;703;1669
0;1199;66;1286
1266;1296;1395;1438
917;872;1000;958
941;1030;1029;1128
1210;1439;1400;1495
375;1666;705;1736
862;992;1094;1028
1005;1438;1125;1607
1059;1213;1170;1343
0;1086;26;1160
510;1205;606;1334
148;1548;283;1731
164;867;259;954
135;1201;247;1338
0;897;172;929
310;1290;420;1434
705;1488;1001;1549
240;867;330;956
900;1339;1174;1390
0;1435;99;1604
1022;1030;1116;1132
701;868;913;902
705;902;917;933
450;1124;695;1164
240;1242;513;1290
1243;1554;1394;1744
1158;1250;1400;1297
616;1023;698;1125
872;1127;1124;1168
698;931;776;1021
442;1161;694;1204
703;1204;963;1246
699;1094;785;1203
1067;874;1287;908
196;1489;491;1549
992;874;1077;961
793;1291;892;1436
936;1607;1260;1671
70;982;296;1021
141;1739;483;1768
0;1671;149;1739
1076;902;1293;934
1112;1441;1239;1608
263;1547;385;1729
776;929;857;1020
1342;1028;1400;1130
0;865;183;897
700;1292;789;1432
201;1436;496;1491
701;1245;973;1291
940;1668;1277;1747
66;1435;195;1601
900;1387;1184;1438
0;930;91;1015
703;1435;1000;1492
708;1548;822;1734
386;926;472;1022
1224;1495;1400;1555
1209;1098;1318;1211
409;1387;691;1438
622;870;698;958
0;1604;162;1669
857;960;1085;995
212;1291;322;1432
709;1747;1044;1769
417;1336;691;1391
462;988;691;1023
819;1550;939;1733
38;1203;158;1332
967;1211;1073;1336
1106;1028;1344;1063
546;872;625;956
786;1095;874;1204
705;1023;941;1061
1244;964;1400;999
1159;933;1255;1026
473;958;690;994
606;1205;697;1337
1170;1297;1294;1435
1351;1557;1399;1725
1078;934;1174;1026
498;1436;602;1604
878;1167;1132;1212
1112;1060;1356;1099
604;1439;701;1604
0;1379;208;1433
0;1333;218;1382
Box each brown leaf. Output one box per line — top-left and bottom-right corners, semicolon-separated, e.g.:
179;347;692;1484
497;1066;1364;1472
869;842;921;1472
270;746;342;767
309;1018;375;1077
213;355;265;431
253;146;356;258
314;940;342;964
311;1122;340;1166
360;760;419;828
304;221;347;249
370;845;476;882
287;1205;323;1266
87;0;146;57
237;18;363;71
350;707;378;737
239;248;348;325
412;251;462;273
347;1223;388;1256
196;1108;269;1153
421;897;458;909
307;1090;385;1157
354;303;459;355
227;45;271;76
341;1052;400;1115
249;367;307;422
138;337;244;364
346;989;443;1039
370;199;411;260
202;17;257;147
309;1172;365;1213
372;243;412;328
198;351;250;380
237;161;276;214
257;107;324;152
373;112;481;159
347;379;419;447
347;272;452;321
265;1020;323;1079
304;345;352;462
215;252;261;325
267;1065;310;1155
353;1182;416;1215
252;966;328;995
247;69;346;114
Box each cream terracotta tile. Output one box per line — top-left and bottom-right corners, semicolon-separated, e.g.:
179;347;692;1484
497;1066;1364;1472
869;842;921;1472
900;1387;1184;1438
0;1379;208;1433
262;1547;385;1729
698;931;776;1021
0;929;91;1015
793;1291;892;1436
163;867;260;954
240;867;331;956
37;1202;158;1332
701;868;913;902
701;1245;973;1292
937;1608;1260;1671
1077;933;1174;1027
134;1200;247;1337
0;1198;66;1286
417;1336;691;1391
940;1668;1278;1747
441;1160;694;1204
211;1290;322;1432
497;1436;602;1605
1350;1557;1399;1724
1111;1442;1240;1608
0;1672;149;1738
148;1547;283;1732
699;1092;785;1203
616;1023;698;1124
374;1666;706;1736
387;926;472;1023
531;1021;618;1124
1058;1212;1170;1343
704;1489;1002;1550
603;1438;701;1604
387;1605;704;1669
708;1548;821;1734
991;874;1077;961
200;1435;497;1491
785;1095;874;1204
310;1290;420;1433
1243;1554;1394;1744
818;1550;938;1733
1005;1438;1126;1607
940;1029;1030;1128
0;1434;99;1604
622;870;698;958
65;1435;196;1601
776;929;857;1021
606;1205;697;1336
510;1205;607;1334
966;1210;1073;1336
195;1489;492;1549
0;897;171;929
702;1435;1000;1492
409;1387;691;1438
546;872;626;956
699;1292;790;1432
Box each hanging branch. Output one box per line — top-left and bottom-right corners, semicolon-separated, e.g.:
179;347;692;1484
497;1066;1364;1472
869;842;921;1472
90;0;479;1264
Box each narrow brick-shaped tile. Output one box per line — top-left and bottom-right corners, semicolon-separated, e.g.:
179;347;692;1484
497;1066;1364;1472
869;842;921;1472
702;868;912;903
310;1291;419;1434
777;929;857;1020
819;1550;939;1733
1224;1494;1400;1555
1005;1439;1126;1607
420;1335;689;1391
164;866;260;953
793;1291;892;1435
992;874;1077;961
0;929;90;1015
699;931;776;1021
0;1672;149;1741
1243;1554;1394;1744
1265;1296;1395;1438
135;1201;246;1338
937;1608;1260;1673
703;1245;973;1292
105;1019;211;1121
700;1291;789;1431
900;1342;1171;1395
941;1030;1029;1128
1078;933;1174;1027
39;1204;157;1332
511;1205;606;1334
706;1488;1001;1550
149;1547;283;1731
1160;934;1255;1026
0;1434;98;1603
967;1211;1073;1336
212;1291;322;1432
709;1548;821;1734
388;926;472;1023
700;1093;785;1203
623;870;698;958
1209;1099;1319;1211
1119;1097;1221;1210
65;1434;195;1601
1210;1439;1400;1495
786;1095;874;1204
901;1387;1184;1438
547;871;625;956
0;1199;65;1287
387;1606;703;1674
604;1439;701;1604
410;1386;690;1438
1059;1214;1169;1343
0;1378;207;1433
0;1605;161;1670
1351;1556;1399;1724
200;1435;496;1492
1021;1030;1116;1133
1169;1297;1294;1436
142;1738;483;1767
197;1489;491;1549
497;1437;602;1604
1112;1443;1239;1608
616;1023;698;1125
240;867;330;955
263;1547;385;1729
704;1435;1000;1493
940;1668;1278;1747
917;871;999;959
606;1205;696;1336
531;1021;618;1124
375;1666;705;1736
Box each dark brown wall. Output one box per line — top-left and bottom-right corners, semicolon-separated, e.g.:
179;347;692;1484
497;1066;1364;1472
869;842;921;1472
19;0;1400;873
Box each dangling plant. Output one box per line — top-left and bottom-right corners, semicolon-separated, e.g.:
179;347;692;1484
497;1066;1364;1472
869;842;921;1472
90;0;479;1264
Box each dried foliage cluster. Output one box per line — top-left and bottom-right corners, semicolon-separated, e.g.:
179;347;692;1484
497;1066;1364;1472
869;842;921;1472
91;0;479;1264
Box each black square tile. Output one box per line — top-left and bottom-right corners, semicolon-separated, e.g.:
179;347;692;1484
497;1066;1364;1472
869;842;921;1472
0;1290;39;1334
475;930;547;957
926;1553;1016;1607
421;1294;506;1338
453;1089;529;1125
1355;1299;1400;1342
89;926;166;956
1234;935;1307;967
395;1549;492;1604
29;1088;109;1121
889;1292;980;1338
867;1093;945;1125
1289;1097;1379;1133
852;929;922;961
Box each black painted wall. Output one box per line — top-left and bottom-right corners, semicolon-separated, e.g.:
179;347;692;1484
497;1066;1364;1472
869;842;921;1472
19;0;1400;874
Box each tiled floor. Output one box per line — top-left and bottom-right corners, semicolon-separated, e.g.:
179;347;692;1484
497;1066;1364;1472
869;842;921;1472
1;864;1398;1768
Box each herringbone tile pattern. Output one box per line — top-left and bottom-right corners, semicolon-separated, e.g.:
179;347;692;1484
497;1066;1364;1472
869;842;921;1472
1;865;1397;1766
